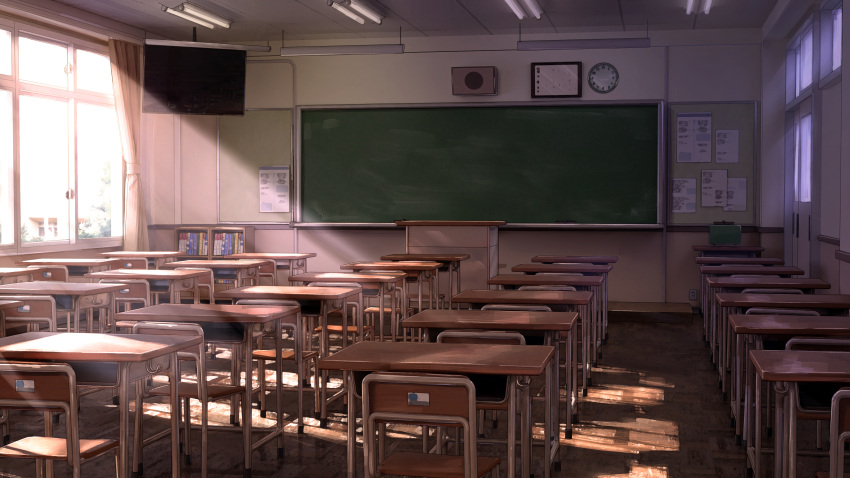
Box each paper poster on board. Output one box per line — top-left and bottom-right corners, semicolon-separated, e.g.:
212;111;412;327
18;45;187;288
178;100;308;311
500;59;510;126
715;130;739;163
672;178;697;213
676;112;712;163
724;177;747;211
701;169;727;207
259;166;290;213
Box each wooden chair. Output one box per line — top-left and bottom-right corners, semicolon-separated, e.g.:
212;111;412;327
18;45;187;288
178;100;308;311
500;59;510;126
361;371;501;478
0;295;57;336
0;362;118;478
175;267;215;304
817;387;850;478
306;282;372;348
131;321;244;477
235;298;320;433
114;258;148;270
26;265;69;282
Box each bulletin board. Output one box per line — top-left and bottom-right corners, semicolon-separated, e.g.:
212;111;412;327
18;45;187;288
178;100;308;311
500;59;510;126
218;109;292;223
668;102;756;225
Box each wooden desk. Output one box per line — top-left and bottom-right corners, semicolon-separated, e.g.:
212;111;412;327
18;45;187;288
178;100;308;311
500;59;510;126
0;281;126;332
693;244;764;257
227;252;317;284
114;303;298;472
729;314;850;448
102;251;186;269
289;271;406;341
0;331;199;478
695;256;784;265
341;260;442;312
698;264;805;320
531;255;618;265
402;308;577;441
161;259;267;289
749;349;850;478
0;267;42;284
85;268;206;304
318;340;554;478
380;253;470;301
452;288;594;395
216;285;363;425
17;258;123;280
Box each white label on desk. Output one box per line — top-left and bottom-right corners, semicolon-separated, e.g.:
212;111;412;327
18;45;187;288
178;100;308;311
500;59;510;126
15;380;34;393
408;392;430;406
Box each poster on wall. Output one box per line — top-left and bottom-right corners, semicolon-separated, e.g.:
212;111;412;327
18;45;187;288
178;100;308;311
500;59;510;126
676;112;712;163
724;177;747;211
671;178;697;213
259;166;290;213
701;169;727;207
715;130;739;163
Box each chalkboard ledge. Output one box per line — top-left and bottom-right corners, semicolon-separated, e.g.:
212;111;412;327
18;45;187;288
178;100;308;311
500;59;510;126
500;223;663;231
394;220;507;227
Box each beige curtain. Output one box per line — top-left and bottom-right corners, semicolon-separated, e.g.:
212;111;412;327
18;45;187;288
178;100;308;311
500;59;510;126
108;39;149;251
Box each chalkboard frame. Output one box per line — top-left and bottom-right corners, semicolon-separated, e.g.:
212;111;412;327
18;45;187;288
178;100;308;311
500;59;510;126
294;102;663;227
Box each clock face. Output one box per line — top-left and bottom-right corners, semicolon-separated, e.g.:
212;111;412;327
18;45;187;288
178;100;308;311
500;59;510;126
588;62;619;94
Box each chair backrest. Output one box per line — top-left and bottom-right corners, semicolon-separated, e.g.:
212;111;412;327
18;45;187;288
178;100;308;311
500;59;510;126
745;307;820;316
116;258;148;270
740;288;804;294
517;285;577;292
786;337;850;352
481;304;552;312
175;267;215;303
361;372;478;478
830;388;850;477
130;322;207;382
235;298;301;307
102;279;150;311
436;330;526;346
27;265;69;282
0;295;57;333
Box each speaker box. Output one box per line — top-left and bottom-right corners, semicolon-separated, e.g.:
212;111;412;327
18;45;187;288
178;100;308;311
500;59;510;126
451;66;497;95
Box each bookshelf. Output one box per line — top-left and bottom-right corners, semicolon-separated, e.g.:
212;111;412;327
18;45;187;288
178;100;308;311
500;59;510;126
175;226;254;259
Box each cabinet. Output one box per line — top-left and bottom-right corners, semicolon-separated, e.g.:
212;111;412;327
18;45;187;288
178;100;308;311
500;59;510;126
174;226;254;259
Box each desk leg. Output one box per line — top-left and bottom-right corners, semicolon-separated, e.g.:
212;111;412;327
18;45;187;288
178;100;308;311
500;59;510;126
734;333;743;441
773;381;789;478
564;328;573;438
508;377;517;478
754;374;762;478
519;375;532;478
274;319;285;452
119;364;130;478
169;353;180;478
346;370;356;477
243;329;254;474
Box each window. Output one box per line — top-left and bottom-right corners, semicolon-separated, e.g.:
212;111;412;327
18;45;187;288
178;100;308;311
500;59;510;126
819;3;842;79
832;8;842;71
794;114;812;203
787;21;814;102
0;26;122;252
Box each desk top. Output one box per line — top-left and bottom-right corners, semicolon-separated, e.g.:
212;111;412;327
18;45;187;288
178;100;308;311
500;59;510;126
290;272;406;284
715;292;850;309
226;252;317;261
102;251;185;259
699;265;805;276
318;340;552;376
162;259;268;269
511;263;613;274
488;274;603;288
380;253;471;262
695;257;784;265
705;276;831;290
18;258;123;267
0;281;128;295
749;349;850;382
402;309;577;332
729;314;850;335
0;331;201;362
531;255;618;264
115;303;300;324
693;245;765;253
341;261;442;272
217;285;361;301
86;269;209;280
451;289;593;306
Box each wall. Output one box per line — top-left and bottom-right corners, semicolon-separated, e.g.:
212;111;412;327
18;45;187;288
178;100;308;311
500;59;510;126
144;30;768;303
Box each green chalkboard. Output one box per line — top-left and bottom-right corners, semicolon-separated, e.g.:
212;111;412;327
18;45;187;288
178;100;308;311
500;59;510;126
299;104;659;224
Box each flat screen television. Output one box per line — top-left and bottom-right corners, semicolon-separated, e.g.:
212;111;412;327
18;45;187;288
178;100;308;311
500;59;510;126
143;44;246;115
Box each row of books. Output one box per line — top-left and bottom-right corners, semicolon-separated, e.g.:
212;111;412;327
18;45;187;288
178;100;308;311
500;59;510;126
212;232;244;256
177;231;208;256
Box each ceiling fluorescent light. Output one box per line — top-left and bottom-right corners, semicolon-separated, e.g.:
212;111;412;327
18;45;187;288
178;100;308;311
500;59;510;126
503;0;526;20
331;2;366;24
145;38;271;52
178;3;232;28
685;0;696;15
348;0;383;24
702;0;713;14
521;0;543;20
280;44;404;56
163;6;215;29
517;37;651;50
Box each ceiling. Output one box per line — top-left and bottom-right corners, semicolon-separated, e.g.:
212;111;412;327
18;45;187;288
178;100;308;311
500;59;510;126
49;0;780;45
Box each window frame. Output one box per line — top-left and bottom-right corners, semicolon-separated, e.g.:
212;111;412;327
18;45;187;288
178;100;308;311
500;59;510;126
819;0;842;85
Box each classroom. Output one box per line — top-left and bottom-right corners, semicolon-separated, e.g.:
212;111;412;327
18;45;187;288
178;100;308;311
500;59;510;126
0;0;845;477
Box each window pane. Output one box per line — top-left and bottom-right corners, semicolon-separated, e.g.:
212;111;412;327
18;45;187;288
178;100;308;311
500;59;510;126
0;29;10;76
77;102;122;238
19;37;69;89
76;49;112;94
800;29;813;90
0;89;11;245
799;114;812;203
834;8;842;71
19;95;69;243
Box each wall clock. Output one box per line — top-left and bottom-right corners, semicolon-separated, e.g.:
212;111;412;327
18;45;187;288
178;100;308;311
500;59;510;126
588;62;619;94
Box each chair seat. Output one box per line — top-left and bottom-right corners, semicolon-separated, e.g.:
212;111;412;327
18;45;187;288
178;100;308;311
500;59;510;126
252;349;319;361
149;382;244;400
314;324;374;334
0;436;118;460
378;451;500;478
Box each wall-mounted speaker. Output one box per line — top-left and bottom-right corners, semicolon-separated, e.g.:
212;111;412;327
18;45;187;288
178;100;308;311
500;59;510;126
451;66;498;95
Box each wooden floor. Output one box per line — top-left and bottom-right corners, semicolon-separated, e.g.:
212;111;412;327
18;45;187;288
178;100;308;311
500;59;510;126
0;306;833;477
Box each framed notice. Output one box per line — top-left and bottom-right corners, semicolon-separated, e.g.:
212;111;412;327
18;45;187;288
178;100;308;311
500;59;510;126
531;62;582;98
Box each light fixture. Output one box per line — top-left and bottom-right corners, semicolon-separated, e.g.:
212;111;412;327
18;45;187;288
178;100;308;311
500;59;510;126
503;0;543;20
517;37;650;50
163;3;232;29
145;38;271;52
521;0;543;20
280;43;404;56
348;0;383;24
504;0;526;19
330;2;366;24
686;0;712;15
